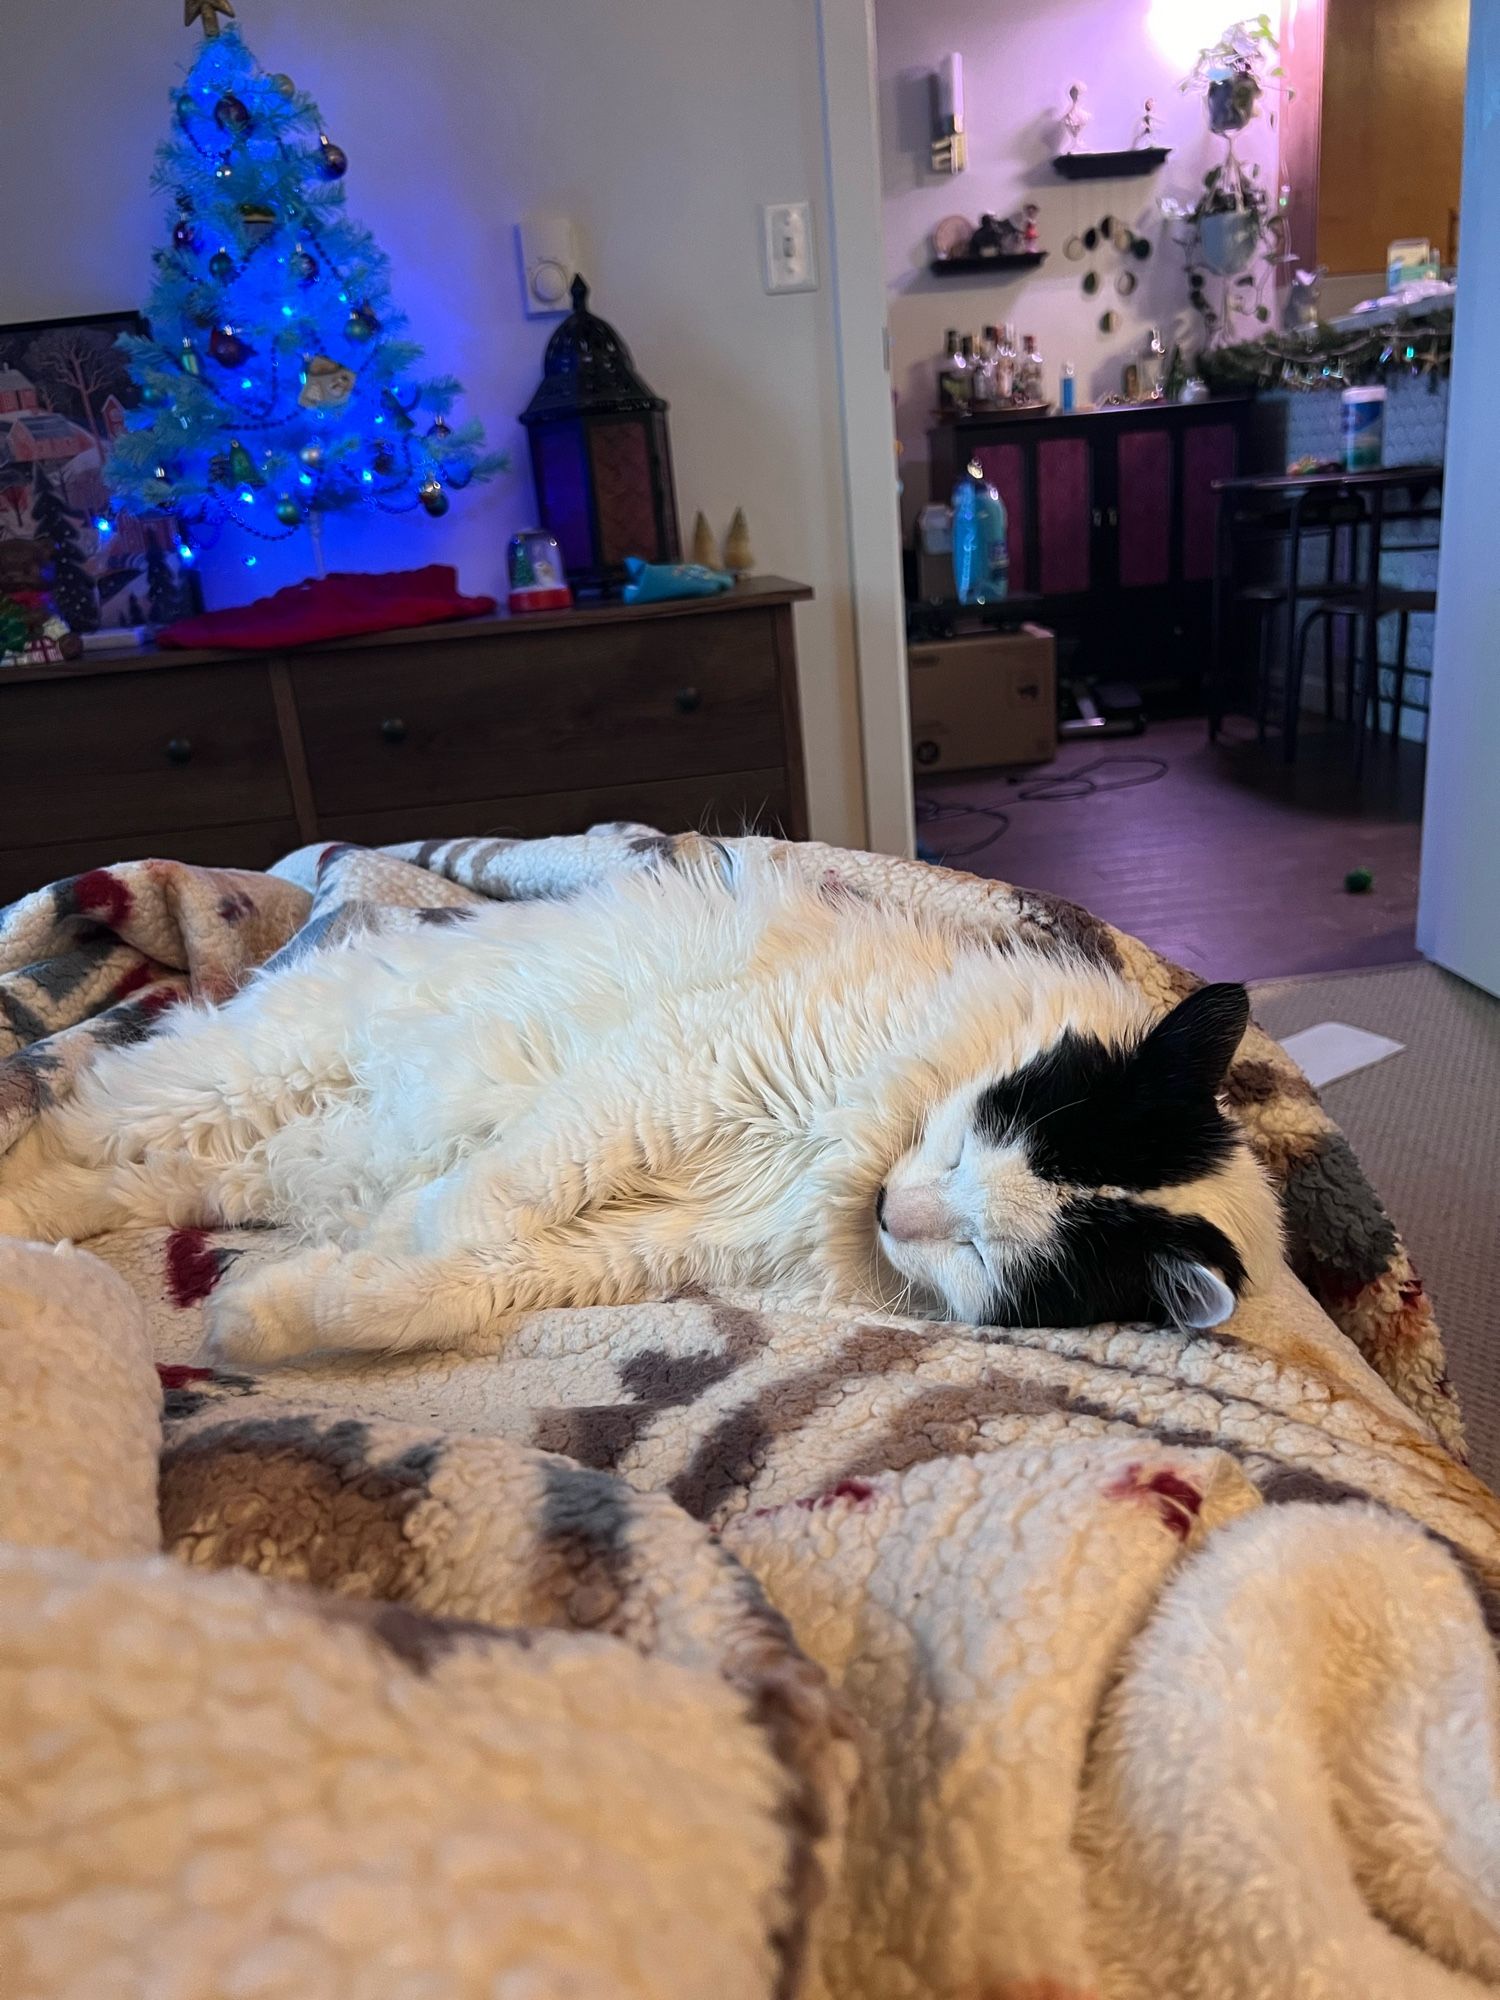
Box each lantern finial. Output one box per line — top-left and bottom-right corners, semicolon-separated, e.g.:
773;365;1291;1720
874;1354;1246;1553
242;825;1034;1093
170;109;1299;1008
570;274;589;313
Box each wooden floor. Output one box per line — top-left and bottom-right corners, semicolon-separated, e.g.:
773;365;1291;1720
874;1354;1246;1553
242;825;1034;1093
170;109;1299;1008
915;717;1425;984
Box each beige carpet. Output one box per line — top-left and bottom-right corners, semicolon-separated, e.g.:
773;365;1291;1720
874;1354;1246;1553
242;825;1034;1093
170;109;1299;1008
1251;961;1500;1488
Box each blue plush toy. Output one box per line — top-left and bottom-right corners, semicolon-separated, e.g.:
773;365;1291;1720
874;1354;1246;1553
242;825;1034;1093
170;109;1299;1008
621;557;736;604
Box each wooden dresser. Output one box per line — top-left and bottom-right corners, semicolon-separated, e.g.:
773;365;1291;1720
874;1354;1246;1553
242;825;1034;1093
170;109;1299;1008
0;575;811;904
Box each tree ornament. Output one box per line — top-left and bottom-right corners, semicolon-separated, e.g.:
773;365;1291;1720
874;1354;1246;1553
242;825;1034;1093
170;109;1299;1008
173;218;199;251
380;387;415;433
317;135;349;180
372;445;395;475
238;201;276;234
179;338;202;377
275;496;303;526
426;416;451;440
209;325;253;367
227;440;263;487
419;478;449;517
690;511;720;569
298;442;324;468
271;73;296;98
298;355;357;408
214;158;235;181
185;0;236;36
345;304;379;343
140;381;168;407
722;507;754;576
289;247;318;286
209;249;236;281
215;92;251;135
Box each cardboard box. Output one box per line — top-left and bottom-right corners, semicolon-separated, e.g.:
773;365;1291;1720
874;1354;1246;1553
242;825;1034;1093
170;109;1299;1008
908;624;1057;772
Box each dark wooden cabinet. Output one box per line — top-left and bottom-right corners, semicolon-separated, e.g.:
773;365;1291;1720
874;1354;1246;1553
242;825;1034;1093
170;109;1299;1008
929;399;1250;702
0;576;811;906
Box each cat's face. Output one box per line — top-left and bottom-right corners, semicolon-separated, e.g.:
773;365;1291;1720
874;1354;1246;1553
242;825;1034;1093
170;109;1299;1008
875;982;1280;1330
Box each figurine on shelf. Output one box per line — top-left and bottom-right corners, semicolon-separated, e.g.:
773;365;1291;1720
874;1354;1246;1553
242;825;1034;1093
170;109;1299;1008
1136;98;1159;148
1022;203;1040;251
690;511;723;569
969;213;1027;258
1061;82;1090;152
1285;265;1327;334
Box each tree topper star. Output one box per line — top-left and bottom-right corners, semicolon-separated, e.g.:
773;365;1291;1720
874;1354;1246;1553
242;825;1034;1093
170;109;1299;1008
185;0;237;37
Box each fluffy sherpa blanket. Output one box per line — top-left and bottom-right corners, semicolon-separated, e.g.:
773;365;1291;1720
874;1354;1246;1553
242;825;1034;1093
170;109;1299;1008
3;830;1499;1999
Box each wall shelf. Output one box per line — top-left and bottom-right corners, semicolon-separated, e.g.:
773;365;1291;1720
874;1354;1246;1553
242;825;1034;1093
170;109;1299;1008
1051;147;1171;181
928;251;1048;278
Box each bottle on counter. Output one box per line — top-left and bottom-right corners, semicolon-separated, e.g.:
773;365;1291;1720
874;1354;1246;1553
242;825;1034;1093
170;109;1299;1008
950;456;1010;604
1059;361;1076;413
995;324;1017;404
1018;334;1044;405
937;329;970;415
1141;326;1168;401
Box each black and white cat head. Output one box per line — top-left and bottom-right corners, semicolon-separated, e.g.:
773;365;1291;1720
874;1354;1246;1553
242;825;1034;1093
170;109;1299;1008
876;982;1282;1331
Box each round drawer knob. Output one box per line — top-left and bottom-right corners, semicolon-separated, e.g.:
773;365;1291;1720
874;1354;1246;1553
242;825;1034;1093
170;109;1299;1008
165;736;192;765
380;717;408;744
674;686;702;715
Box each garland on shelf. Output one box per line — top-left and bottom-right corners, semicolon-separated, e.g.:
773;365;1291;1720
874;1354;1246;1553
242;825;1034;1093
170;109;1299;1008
1198;307;1454;395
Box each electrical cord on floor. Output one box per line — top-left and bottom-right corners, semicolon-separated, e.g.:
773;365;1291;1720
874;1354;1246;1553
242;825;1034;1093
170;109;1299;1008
915;753;1170;863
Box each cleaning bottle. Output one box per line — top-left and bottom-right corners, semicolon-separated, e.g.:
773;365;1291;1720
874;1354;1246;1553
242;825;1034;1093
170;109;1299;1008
950;458;1009;604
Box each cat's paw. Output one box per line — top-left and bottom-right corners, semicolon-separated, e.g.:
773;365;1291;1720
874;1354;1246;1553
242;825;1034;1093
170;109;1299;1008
201;1249;342;1367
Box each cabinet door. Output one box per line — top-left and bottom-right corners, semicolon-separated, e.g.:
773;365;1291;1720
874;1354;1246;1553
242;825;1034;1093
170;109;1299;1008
1181;422;1239;580
973;443;1029;592
1114;425;1174;588
1035;437;1093;595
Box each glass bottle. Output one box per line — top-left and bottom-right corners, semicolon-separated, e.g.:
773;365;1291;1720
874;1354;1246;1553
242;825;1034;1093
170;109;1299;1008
972;325;1000;408
995;324;1017;403
937;329;967;414
1018;334;1044;404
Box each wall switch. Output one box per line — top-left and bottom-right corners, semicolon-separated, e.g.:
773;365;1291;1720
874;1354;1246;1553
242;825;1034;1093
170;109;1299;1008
761;202;818;294
516;214;580;318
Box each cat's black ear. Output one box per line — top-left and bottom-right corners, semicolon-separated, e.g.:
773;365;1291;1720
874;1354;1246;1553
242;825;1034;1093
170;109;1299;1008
1137;983;1249;1096
1152;1254;1238;1329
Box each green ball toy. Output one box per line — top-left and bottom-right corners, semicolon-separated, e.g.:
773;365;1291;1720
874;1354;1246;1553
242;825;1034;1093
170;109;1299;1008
1344;867;1374;894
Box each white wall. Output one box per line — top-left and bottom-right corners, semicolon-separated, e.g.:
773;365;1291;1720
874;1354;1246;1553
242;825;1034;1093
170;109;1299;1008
0;0;874;849
876;0;1279;529
1417;0;1500;996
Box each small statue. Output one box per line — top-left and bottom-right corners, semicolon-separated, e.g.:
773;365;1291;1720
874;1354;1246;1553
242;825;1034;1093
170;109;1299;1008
1137;97;1158;147
1285;266;1327;335
1022;203;1040;251
1061;82;1090;153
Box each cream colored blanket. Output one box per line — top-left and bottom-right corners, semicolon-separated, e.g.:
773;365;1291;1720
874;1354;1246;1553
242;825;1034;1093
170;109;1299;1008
3;832;1499;1997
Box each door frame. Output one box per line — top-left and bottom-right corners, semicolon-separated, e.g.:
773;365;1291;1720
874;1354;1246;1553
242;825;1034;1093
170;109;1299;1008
816;0;915;859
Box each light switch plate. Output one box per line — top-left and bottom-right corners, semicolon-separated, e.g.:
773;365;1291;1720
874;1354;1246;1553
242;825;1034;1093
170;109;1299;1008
516;214;580;319
761;201;818;294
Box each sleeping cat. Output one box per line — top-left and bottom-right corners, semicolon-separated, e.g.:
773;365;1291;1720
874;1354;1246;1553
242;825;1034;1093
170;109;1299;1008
0;850;1282;1364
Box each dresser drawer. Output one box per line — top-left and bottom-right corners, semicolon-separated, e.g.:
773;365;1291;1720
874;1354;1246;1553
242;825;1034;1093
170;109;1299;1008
0;663;291;848
290;611;785;817
0;818;302;908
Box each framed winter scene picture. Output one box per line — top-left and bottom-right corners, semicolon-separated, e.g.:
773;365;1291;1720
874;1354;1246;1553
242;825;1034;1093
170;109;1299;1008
0;309;203;638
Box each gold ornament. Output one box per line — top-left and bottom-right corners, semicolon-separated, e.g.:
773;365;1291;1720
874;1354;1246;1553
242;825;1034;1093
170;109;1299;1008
722;507;754;576
690;511;722;570
185;0;236;37
272;73;296;99
298;355;357;409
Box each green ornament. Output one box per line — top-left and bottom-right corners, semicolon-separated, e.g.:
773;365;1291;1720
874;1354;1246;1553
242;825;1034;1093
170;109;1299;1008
419;479;449;518
215;92;251;135
141;381;168;407
180;339;201;377
275;496;303;526
272;73;296;98
345;304;379;343
227;440;263;487
209;250;236;281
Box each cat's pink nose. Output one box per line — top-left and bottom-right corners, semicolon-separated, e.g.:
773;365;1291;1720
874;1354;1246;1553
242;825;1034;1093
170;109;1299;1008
879;1186;953;1242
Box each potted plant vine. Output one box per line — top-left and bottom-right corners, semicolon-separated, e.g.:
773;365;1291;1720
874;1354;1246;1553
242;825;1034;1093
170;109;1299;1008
1162;15;1291;344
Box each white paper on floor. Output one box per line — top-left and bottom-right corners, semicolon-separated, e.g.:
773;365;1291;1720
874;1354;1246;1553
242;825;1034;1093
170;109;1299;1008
1276;1021;1406;1089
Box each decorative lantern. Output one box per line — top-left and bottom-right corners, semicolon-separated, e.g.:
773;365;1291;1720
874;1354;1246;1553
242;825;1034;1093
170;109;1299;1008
519;276;680;595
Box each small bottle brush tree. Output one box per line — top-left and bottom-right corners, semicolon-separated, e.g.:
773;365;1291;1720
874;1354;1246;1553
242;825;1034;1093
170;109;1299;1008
106;21;504;577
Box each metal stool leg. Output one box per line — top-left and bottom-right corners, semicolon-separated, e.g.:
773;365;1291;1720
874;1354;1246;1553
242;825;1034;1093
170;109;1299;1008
1286;609;1320;764
1391;609;1411;742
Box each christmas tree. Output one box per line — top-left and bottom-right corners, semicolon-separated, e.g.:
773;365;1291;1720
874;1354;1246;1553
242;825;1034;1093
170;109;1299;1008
30;467;99;634
106;19;503;571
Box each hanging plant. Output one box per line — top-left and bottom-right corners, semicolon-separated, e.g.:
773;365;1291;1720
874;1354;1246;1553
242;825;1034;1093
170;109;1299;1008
1162;16;1292;348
